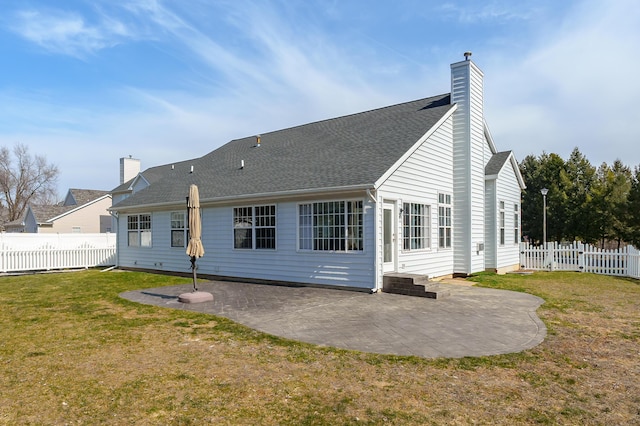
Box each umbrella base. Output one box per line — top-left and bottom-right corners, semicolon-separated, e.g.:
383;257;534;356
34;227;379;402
178;291;214;304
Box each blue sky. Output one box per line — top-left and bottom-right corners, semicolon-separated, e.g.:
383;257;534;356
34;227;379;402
1;0;639;196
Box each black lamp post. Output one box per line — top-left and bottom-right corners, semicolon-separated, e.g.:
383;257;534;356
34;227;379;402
541;188;548;247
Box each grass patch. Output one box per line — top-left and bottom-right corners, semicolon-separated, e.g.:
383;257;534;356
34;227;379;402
0;270;639;424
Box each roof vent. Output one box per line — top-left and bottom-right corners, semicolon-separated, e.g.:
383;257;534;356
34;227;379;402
190;165;194;173
464;51;472;61
171;164;175;170
255;135;261;147
240;160;245;169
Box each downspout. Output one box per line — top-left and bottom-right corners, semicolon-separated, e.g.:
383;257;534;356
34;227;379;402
366;188;377;204
109;211;120;269
366;188;381;293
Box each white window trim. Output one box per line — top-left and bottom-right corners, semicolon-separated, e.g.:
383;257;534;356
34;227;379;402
233;205;277;250
170;211;188;248
438;193;452;249
499;201;505;246
401;201;431;252
297;199;365;253
514;203;520;245
127;213;152;248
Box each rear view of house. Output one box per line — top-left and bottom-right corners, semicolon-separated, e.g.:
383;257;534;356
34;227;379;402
110;54;525;291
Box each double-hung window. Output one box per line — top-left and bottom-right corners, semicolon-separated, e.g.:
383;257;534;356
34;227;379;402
499;201;505;246
298;200;363;252
255;205;276;249
438;194;452;249
171;212;187;248
514;204;520;244
402;203;430;250
127;214;152;247
233;205;276;249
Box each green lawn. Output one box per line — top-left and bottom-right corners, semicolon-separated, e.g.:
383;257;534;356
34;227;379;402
0;270;638;425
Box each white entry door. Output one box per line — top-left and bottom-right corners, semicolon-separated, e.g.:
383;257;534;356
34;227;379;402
383;201;396;273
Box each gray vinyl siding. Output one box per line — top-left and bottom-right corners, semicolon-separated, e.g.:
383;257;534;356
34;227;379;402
25;209;38;233
116;212;163;270
116;199;377;290
377;116;455;278
132;178;149;193
495;162;522;269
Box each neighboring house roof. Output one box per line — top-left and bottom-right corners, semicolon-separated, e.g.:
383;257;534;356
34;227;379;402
66;189;110;206
11;189;112;228
30;204;73;225
112;93;455;209
3;217;25;230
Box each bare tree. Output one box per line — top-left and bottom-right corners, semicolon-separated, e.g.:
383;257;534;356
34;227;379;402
0;144;59;224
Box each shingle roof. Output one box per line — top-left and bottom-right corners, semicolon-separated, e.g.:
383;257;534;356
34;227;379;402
111;160;189;193
485;151;512;176
112;93;454;209
67;189;110;206
27;190;111;223
31;204;73;223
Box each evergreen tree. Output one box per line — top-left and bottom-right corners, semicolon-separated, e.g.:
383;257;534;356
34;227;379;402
520;150;637;248
519;152;565;244
624;165;640;247
590;161;632;248
559;148;598;243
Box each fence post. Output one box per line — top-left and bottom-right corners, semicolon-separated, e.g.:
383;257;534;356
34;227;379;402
0;232;4;273
578;241;585;272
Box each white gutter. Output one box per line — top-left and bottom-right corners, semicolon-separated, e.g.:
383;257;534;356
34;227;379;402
109;183;376;213
366;188;377;204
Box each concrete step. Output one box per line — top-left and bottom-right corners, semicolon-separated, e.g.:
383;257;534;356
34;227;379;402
383;273;450;299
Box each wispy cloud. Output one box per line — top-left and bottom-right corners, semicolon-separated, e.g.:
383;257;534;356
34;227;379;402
2;0;639;194
117;1;394;127
438;1;535;23
7;7;133;58
485;0;640;164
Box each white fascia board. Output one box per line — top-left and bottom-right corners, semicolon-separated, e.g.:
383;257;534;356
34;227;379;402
109;184;375;213
130;174;150;191
48;194;112;222
485;152;526;190
373;104;457;189
483;120;498;154
510;154;526;190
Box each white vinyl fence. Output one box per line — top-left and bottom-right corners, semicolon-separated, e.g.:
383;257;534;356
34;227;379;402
520;241;640;279
0;233;116;273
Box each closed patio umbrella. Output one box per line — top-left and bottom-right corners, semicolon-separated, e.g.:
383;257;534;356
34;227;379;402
186;184;204;291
